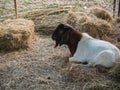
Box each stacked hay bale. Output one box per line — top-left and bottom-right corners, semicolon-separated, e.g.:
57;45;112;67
88;8;120;47
67;12;90;31
81;19;112;39
0;19;35;51
88;7;113;22
67;7;113;39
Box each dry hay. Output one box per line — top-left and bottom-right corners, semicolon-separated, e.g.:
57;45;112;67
0;18;35;51
22;7;71;33
62;63;120;89
112;17;120;34
66;11;112;39
88;7;113;22
106;17;120;50
81;19;112;39
0;6;72;36
62;63;104;82
67;12;90;30
114;17;120;23
109;62;120;82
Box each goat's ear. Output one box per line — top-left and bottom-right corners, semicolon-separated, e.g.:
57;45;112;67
59;31;69;46
63;24;71;29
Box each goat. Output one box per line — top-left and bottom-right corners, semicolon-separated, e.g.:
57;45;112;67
52;24;120;68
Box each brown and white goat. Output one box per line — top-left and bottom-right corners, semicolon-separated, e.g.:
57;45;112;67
52;24;120;68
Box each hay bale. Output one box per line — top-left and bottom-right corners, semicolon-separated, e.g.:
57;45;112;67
67;12;89;30
67;11;112;39
0;19;35;51
81;19;112;39
88;7;113;22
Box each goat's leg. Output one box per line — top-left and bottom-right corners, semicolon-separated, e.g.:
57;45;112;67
93;50;115;68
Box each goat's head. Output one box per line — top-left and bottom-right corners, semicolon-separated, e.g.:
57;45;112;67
52;24;72;48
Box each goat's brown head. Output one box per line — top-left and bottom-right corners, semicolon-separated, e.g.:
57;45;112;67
52;24;72;48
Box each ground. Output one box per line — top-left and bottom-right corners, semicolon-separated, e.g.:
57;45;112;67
0;0;120;90
0;36;70;90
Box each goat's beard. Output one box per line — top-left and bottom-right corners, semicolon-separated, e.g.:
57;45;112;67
55;39;63;48
55;41;59;48
55;40;60;48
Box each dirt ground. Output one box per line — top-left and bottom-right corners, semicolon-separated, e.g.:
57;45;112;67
0;35;70;90
0;0;120;90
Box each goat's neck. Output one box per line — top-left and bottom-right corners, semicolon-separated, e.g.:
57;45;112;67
67;30;82;56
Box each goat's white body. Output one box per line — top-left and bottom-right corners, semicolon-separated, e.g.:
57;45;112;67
69;33;120;68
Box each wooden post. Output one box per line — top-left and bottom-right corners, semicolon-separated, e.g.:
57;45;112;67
113;0;116;17
118;0;120;17
14;0;18;19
